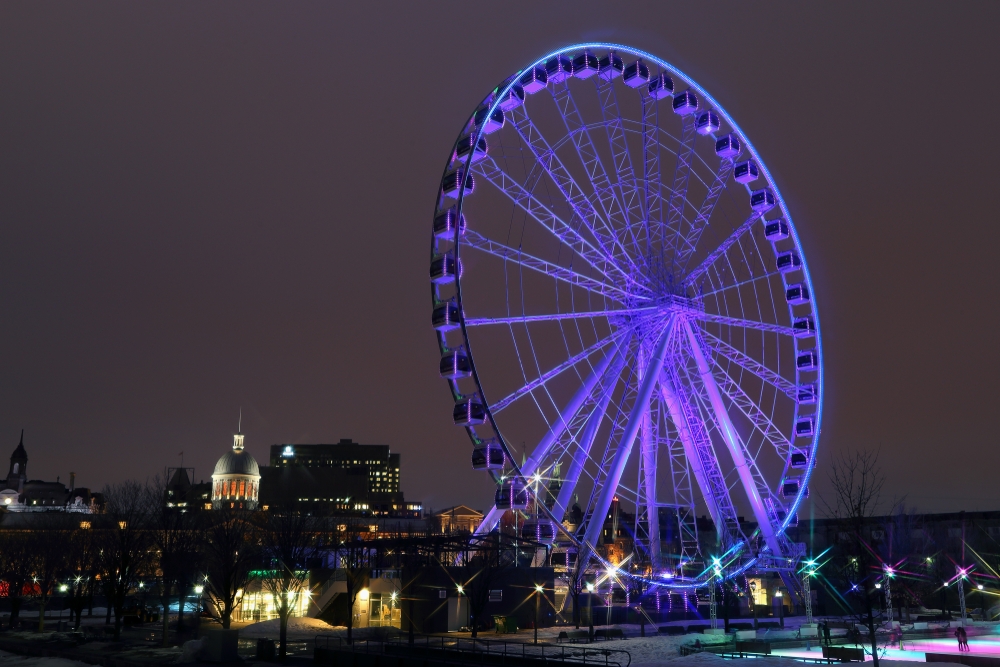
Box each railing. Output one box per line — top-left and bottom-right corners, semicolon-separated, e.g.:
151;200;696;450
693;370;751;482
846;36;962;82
315;633;631;667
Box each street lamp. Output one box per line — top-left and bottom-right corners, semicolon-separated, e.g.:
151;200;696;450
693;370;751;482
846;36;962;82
775;590;784;628
883;564;895;626
749;581;758;629
586;582;595;639
534;585;544;645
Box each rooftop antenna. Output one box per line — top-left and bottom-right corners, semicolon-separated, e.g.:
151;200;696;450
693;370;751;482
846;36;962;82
238;407;242;434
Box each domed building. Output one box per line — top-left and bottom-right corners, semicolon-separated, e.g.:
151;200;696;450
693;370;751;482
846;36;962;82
211;431;260;510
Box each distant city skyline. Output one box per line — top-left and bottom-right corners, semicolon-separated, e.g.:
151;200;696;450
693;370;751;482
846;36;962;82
2;2;999;515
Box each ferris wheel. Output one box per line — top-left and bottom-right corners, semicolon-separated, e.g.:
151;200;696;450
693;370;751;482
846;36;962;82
430;44;821;588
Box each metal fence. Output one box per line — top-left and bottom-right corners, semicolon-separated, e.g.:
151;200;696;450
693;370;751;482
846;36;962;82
315;633;631;667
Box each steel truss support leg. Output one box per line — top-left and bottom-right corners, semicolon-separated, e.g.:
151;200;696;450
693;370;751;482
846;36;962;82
473;341;625;537
581;322;673;553
640;389;660;565
680;319;783;557
658;368;733;548
552;355;626;522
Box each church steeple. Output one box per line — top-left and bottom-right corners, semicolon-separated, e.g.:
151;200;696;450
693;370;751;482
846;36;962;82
8;430;27;489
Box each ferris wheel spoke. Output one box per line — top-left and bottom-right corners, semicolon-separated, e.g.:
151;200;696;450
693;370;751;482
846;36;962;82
581;323;673;551
699;269;785;299
489;331;627;415
464;306;658;328
549;83;642;277
680;318;785;557
471;158;644;291
595;77;647;264
472;339;627;538
710;358;792;459
662;114;697;260
701;331;797;398
507;106;637;279
674;157;736;271
462;230;633;301
682;211;763;289
687;311;796;337
641;96;663;254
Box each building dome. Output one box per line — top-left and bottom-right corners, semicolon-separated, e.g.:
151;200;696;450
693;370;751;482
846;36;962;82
211;431;261;510
213;449;260;477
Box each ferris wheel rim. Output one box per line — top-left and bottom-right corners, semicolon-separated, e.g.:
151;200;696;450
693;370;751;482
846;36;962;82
432;43;823;587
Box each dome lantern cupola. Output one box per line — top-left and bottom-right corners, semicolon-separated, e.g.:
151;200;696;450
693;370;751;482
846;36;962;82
211;418;260;510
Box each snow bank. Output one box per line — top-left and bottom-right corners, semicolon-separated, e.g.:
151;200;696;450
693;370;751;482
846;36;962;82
0;650;93;667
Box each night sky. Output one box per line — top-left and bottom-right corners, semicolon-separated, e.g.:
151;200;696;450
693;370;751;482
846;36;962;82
2;2;998;516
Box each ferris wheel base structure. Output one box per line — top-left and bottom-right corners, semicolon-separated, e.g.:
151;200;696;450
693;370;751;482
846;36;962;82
429;44;822;593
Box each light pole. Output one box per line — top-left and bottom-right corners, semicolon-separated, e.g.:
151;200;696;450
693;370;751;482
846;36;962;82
586;583;594;639
883;565;895;627
457;585;466;631
749;581;758;629
775;590;784;628
534;585;543;645
957;568;968;627
710;559;721;630
977;584;984;620
803;560;816;626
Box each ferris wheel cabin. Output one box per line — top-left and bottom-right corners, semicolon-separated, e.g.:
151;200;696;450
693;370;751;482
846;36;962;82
734;159;760;184
472;440;505;470
572;51;599;79
454;397;487;426
648;72;674;100
432;302;461;332
764;218;790;241
429;253;461;284
496;85;524;111
796;349;818;370
598;52;624;80
797;384;817;405
786;283;810;305
433;207;467;240
776;251;802;273
522;519;557;544
439;350;471;380
454;135;488;163
519;66;548;94
545;55;573;84
696;111;720;135
715;133;742;159
672;90;699;115
622;60;650;88
495;478;529;510
473;107;505;134
442;170;475;199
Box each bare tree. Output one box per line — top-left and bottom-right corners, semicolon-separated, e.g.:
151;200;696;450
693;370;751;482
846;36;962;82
0;530;33;629
29;519;71;632
461;531;515;638
822;448;901;667
98;480;156;640
203;504;259;629
333;520;374;645
147;476;204;646
66;525;100;631
258;506;316;660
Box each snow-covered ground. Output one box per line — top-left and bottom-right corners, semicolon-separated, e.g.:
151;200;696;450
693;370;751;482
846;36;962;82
0;650;100;667
239;617;341;640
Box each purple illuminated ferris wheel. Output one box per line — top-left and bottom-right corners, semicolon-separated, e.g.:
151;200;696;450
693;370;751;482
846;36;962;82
430;44;821;588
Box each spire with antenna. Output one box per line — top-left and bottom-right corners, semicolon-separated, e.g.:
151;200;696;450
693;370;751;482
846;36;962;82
233;409;245;451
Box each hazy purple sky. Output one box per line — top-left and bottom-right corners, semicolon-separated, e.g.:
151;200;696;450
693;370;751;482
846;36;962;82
2;1;998;516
